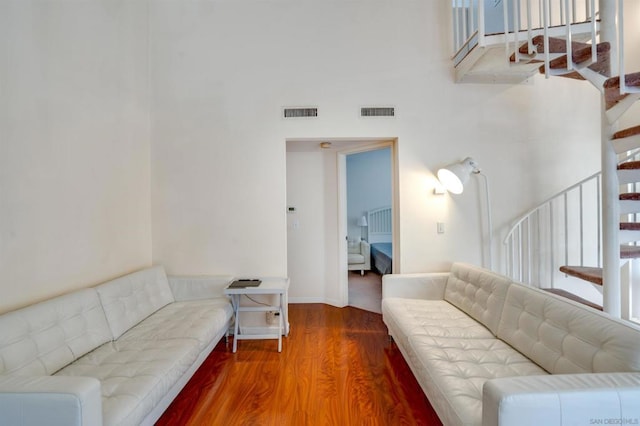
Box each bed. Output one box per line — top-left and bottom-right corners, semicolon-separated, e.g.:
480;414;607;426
368;206;393;275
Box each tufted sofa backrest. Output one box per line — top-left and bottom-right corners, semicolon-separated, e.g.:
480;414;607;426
444;262;512;335
0;288;112;376
95;265;175;339
498;283;640;374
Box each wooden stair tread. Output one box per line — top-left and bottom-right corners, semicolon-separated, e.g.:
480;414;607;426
604;72;640;109
510;35;591;63
614;125;640;140
620;192;640;201
620;222;640;231
531;35;590;54
539;42;610;79
559;265;603;285
561;246;640;283
621;222;640;230
618;160;640;170
604;72;640;89
540;69;584;81
621;245;640;259
542;288;603;311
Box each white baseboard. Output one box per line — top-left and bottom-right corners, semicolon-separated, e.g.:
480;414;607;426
288;296;347;308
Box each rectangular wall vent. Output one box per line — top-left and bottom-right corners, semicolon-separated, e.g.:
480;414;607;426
360;106;395;117
283;107;318;118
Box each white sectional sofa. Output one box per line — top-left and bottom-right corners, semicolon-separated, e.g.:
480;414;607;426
382;262;640;426
0;266;234;426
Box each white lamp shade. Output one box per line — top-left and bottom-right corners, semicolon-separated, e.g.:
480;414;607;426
357;216;368;227
437;157;478;194
437;167;466;194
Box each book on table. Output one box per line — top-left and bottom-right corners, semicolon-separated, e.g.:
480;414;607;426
228;279;262;288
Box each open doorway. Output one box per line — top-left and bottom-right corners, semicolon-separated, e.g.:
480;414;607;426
345;147;393;313
285;138;398;310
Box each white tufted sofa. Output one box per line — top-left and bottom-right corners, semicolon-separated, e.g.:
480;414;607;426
382;262;640;426
0;266;234;426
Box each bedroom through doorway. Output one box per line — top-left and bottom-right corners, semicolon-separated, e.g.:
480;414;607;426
285;138;398;311
345;147;393;314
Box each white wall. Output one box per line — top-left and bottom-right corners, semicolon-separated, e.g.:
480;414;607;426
0;1;152;313
3;0;637;312
149;0;605;304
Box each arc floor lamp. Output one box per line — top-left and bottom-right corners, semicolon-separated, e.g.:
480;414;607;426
437;157;493;270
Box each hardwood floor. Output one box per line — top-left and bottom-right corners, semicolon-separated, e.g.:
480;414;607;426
156;303;441;425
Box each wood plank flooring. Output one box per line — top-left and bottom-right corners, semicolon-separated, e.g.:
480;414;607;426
156;303;441;425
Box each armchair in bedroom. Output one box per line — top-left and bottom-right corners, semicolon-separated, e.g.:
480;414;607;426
347;239;371;275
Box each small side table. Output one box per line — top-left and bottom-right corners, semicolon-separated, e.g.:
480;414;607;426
224;277;289;353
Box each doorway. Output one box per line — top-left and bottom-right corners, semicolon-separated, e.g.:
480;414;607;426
345;147;393;313
337;140;398;314
285;138;398;310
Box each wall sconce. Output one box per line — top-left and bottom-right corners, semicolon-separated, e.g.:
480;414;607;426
437;157;493;270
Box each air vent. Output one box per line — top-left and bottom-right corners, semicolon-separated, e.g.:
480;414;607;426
283;107;318;118
360;106;395;117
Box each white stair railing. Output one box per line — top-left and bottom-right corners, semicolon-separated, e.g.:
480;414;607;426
452;0;483;65
504;148;640;289
503;172;602;287
502;0;598;66
451;0;598;58
451;1;599;64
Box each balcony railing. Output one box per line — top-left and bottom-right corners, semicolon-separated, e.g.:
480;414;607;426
452;0;599;67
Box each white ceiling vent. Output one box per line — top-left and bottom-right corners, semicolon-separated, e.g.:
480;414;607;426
360;106;395;117
283;107;318;118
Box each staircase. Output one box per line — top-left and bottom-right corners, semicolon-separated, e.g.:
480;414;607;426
517;34;640;312
466;0;640;320
453;0;600;83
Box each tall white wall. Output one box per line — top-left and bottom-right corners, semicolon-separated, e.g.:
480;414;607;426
150;0;602;303
3;0;635;312
0;1;152;313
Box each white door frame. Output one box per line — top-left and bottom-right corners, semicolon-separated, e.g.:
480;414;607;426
337;139;400;307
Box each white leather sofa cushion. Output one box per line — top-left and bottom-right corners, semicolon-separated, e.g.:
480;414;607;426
168;275;233;301
348;253;365;264
96;266;175;339
56;337;200;426
382;297;497;400
483;372;640;426
382;298;494;345
444;263;512;336
0;375;102;426
410;335;547;426
498;284;640;374
0;288;112;376
117;298;233;351
382;272;449;300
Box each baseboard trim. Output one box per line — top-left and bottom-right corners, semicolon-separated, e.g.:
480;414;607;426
288;297;346;308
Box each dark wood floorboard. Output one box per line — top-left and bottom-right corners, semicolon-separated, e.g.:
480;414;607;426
156;303;441;425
